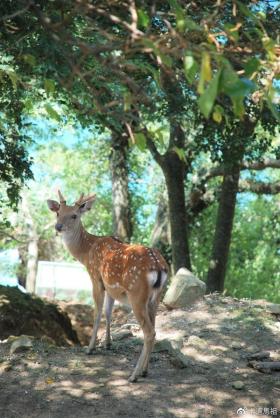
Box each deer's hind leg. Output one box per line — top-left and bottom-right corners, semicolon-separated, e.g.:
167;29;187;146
141;292;161;377
128;296;155;383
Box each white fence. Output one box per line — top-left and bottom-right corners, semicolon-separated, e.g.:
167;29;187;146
36;261;92;303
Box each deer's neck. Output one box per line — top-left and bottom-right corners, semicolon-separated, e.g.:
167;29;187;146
62;222;93;264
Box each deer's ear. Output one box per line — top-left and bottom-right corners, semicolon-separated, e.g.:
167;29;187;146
78;196;96;213
47;199;60;212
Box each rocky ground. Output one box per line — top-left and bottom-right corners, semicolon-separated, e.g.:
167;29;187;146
1;290;280;418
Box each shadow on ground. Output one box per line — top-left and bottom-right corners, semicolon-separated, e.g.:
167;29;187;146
1;294;280;418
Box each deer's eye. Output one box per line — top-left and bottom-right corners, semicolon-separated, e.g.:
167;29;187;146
71;214;77;219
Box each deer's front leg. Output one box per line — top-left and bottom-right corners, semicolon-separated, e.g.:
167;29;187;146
87;280;105;354
104;292;115;349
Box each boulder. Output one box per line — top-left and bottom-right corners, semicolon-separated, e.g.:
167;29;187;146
163;268;206;309
10;335;33;354
266;303;280;315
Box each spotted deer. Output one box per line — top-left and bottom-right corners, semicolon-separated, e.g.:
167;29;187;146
47;191;168;382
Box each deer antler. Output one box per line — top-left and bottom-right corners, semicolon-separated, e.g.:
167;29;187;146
75;193;96;206
75;193;85;206
58;190;66;205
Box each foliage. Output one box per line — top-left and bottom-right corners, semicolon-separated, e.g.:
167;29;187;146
0;55;33;214
190;194;280;303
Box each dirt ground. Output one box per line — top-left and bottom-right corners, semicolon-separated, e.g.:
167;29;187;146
1;293;280;418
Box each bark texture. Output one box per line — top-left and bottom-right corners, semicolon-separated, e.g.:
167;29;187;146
22;195;39;293
206;167;240;293
162;152;191;272
110;132;132;242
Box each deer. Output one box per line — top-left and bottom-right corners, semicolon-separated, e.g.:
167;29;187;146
47;190;168;382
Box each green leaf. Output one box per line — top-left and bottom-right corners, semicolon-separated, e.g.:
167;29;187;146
212;105;223;123
266;99;280;122
134;132;147;151
198;69;221;118
7;71;18;89
224;23;239;42
262;37;276;60
232;96;245;118
123;91;132;111
220;66;255;98
183;54;198;83
169;0;186;32
44;104;61;121
173;146;186;162
236;1;258;23
137;9;149;28
198;52;212;94
244;58;261;77
44;79;55;95
158;53;173;68
22;54;36;67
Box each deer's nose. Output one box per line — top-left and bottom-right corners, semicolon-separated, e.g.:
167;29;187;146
55;223;63;232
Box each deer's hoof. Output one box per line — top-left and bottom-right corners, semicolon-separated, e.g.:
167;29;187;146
85;347;95;355
128;375;138;383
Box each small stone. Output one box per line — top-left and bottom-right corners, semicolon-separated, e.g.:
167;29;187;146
1;362;12;372
231;341;244;350
247;344;259;354
170;337;184;350
111;330;133;341
187;335;207;347
10;335;33;354
154;339;189;368
154;339;173;352
169;349;189;369
232;381;245;390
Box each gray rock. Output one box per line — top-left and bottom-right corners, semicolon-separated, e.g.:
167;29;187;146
232;381;245;390
266;303;280;315
163;268;206;309
231;341;244;350
154;338;189;368
169;349;189;368
10;335;33;354
111;329;133;341
187;335;207;347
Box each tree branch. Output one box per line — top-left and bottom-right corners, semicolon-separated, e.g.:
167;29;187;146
199;159;280;183
239;180;280;194
145;132;163;166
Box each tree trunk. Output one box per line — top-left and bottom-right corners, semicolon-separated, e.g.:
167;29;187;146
150;194;172;265
110;132;133;242
26;237;39;293
206;167;240;293
21;195;39;293
162;152;191;273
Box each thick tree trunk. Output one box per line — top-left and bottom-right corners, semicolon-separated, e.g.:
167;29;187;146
162;153;191;273
110;132;133;242
206;167;240;293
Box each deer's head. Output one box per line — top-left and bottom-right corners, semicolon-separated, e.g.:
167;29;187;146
47;190;96;233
